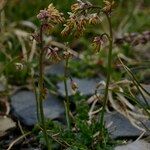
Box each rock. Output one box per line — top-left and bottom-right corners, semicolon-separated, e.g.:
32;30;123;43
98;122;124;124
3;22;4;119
104;112;150;139
115;140;150;150
44;62;64;76
0;116;16;137
11;89;65;126
57;78;103;96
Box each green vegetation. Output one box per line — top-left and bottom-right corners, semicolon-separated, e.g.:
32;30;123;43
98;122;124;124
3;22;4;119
0;0;149;150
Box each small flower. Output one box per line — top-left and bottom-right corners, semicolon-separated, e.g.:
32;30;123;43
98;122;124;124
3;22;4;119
37;9;49;21
62;13;88;38
102;0;115;14
70;79;78;93
15;62;24;71
92;36;105;53
61;12;76;37
47;3;65;23
71;3;81;12
77;15;87;29
71;0;92;12
61;24;72;37
75;15;88;37
88;13;101;24
46;47;61;62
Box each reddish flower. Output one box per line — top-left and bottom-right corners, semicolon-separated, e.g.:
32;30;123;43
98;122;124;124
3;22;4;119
92;36;105;53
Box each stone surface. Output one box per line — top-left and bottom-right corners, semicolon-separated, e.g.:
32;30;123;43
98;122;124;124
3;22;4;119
11;89;65;126
57;78;103;96
105;112;150;139
44;62;64;76
115;140;150;150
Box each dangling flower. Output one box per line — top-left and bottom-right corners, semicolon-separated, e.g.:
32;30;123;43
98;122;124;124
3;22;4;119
47;3;65;23
88;13;101;25
37;9;49;21
102;0;115;14
92;36;105;53
62;12;88;38
71;3;81;12
15;62;24;71
71;0;92;12
61;24;72;37
70;79;78;94
61;12;76;36
75;15;88;37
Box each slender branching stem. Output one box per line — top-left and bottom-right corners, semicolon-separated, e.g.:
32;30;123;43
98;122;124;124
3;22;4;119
64;58;71;130
31;68;40;122
99;13;113;134
38;24;51;150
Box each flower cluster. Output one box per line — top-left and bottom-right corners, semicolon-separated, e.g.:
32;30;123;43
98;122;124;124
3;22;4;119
61;0;101;37
37;3;64;31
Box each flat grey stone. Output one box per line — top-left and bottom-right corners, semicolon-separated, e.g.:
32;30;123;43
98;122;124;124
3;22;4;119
11;89;65;126
57;78;103;96
115;140;150;150
44;62;64;76
105;112;150;139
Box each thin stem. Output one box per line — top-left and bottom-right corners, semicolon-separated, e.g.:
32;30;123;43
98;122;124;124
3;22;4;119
38;25;51;150
31;69;40;122
64;58;71;130
99;13;113;134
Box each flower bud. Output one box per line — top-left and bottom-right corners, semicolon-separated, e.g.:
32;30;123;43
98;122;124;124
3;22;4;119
71;80;78;93
15;63;24;71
